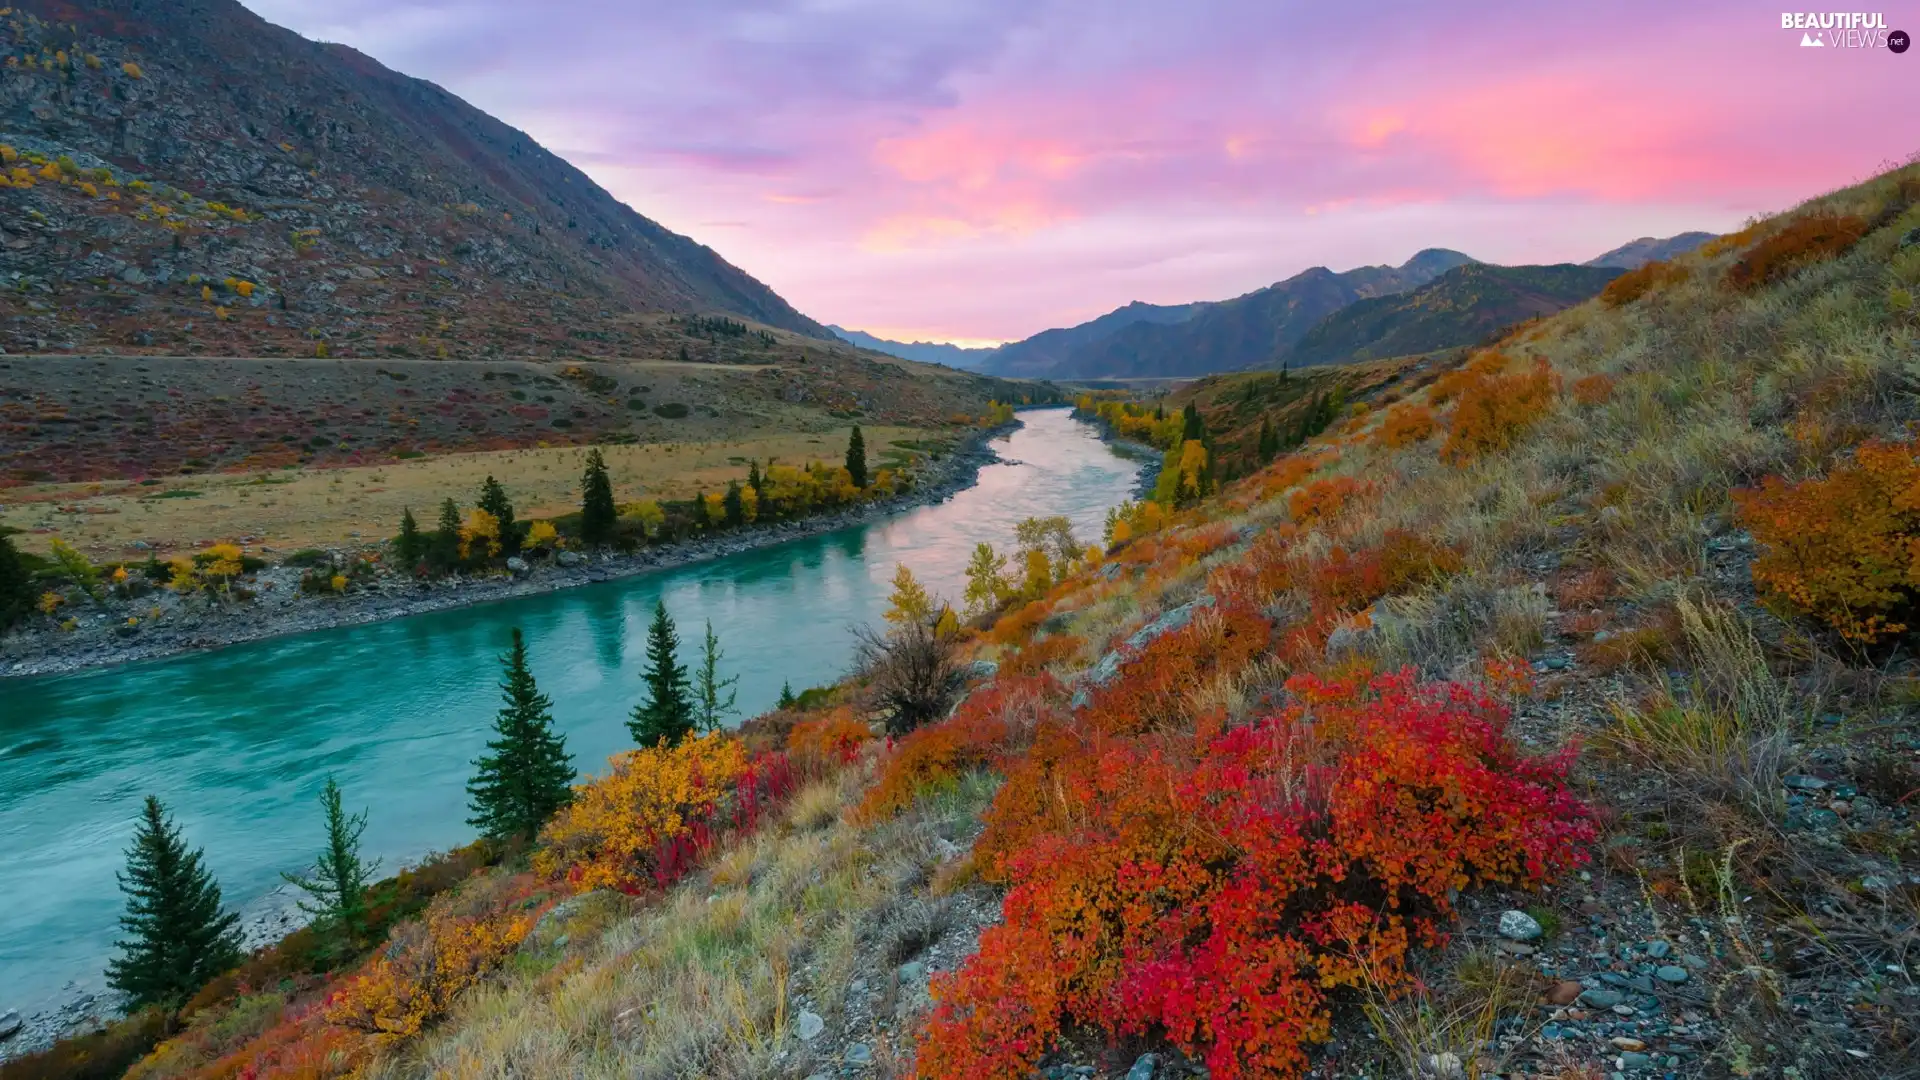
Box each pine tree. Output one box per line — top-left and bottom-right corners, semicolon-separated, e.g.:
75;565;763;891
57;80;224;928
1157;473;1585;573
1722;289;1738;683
106;796;243;1008
1182;402;1204;442
724;480;745;527
478;475;519;554
845;425;868;489
431;498;462;570
747;459;763;493
0;531;33;632
580;449;617;546
1257;419;1278;462
694;620;740;733
778;680;796;709
394;507;425;568
282;777;377;943
467;628;574;839
629;599;694;746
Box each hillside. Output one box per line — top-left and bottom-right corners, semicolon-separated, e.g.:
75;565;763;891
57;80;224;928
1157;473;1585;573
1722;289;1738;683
983;250;1472;380
827;326;998;370
11;157;1920;1080
1585;231;1717;269
1277;262;1623;369
0;0;827;364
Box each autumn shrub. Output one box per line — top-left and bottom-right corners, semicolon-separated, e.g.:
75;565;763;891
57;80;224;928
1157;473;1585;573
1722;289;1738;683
786;708;872;776
858;674;1061;822
1441;356;1560;463
917;671;1594;1080
1374;403;1437;449
1287;475;1364;528
1002;632;1084;677
1080;602;1272;734
1207;525;1301;607
533;735;748;891
988;598;1053;647
1734;440;1920;643
1724;213;1867;292
0;1009;169;1080
1308;530;1464;617
1599;260;1689;307
1569;373;1615;406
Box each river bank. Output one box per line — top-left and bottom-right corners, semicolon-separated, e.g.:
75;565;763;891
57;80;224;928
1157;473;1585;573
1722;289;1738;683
1070;407;1163;501
0;425;1014;680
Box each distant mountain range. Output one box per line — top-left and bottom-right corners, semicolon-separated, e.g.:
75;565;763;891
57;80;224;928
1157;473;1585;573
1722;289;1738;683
1584;232;1717;269
838;233;1709;381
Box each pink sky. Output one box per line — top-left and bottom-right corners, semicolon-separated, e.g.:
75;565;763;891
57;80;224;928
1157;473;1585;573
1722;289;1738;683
246;0;1916;344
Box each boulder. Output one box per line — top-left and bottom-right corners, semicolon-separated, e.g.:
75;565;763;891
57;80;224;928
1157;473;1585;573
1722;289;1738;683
0;1008;21;1041
555;550;585;568
504;556;530;576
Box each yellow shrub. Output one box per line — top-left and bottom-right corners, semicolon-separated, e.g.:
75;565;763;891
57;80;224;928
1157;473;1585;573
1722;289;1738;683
121;61;143;78
534;735;748;890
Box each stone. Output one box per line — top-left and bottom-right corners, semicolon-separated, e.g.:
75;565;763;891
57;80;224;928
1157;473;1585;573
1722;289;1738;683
1579;989;1626;1009
1655;964;1689;984
1901;226;1920;249
120;266;148;285
1783;775;1828;791
845;1042;872;1066
1644;940;1672;959
967;659;999;680
899;960;927;984
795;1009;825;1042
1127;1053;1160;1080
1619;1051;1652;1069
0;1008;21;1041
555;549;585;568
1547;980;1584;1005
1611;1037;1647;1051
1422;1052;1466;1079
1498;909;1544;941
505;556;530;576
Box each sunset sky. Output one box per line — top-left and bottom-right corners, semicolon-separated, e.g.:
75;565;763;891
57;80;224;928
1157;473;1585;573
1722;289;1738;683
244;0;1914;345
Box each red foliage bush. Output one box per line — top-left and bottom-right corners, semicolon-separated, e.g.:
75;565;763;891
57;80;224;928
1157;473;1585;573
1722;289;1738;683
858;674;1063;821
1080;602;1272;734
1287;476;1363;528
917;671;1594;1079
1002;633;1085;677
1724;213;1867;292
786;708;872;776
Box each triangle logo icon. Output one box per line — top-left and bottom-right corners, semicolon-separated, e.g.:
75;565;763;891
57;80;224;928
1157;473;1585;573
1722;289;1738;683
1801;31;1825;45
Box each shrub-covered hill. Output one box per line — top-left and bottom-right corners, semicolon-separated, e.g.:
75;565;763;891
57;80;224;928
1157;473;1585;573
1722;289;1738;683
15;162;1920;1080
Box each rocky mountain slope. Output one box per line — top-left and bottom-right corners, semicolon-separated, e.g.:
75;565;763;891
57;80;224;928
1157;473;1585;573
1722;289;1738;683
0;0;827;364
1277;262;1623;369
981;298;1209;378
827;326;998;370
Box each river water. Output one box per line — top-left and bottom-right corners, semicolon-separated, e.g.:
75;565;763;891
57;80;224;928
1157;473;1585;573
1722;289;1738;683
0;407;1140;1014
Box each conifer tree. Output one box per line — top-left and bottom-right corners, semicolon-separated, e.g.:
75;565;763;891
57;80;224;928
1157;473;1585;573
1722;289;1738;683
580;449;617;545
478;475;519;554
629;599;694;746
282;777;376;944
724;480;745;527
1182;402;1204;442
845;425;868;489
778;680;796;709
694;620;740;733
106;796;243;1008
467;628;574;839
0;531;33;632
747;459;763;493
394;506;425;568
431;498;463;570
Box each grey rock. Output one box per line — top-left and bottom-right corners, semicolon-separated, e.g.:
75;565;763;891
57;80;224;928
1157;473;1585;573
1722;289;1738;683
0;1008;21;1041
1654;964;1689;984
845;1042;872;1066
1579;989;1626;1009
796;1009;825;1042
898;960;927;985
967;659;999;680
1783;775;1828;791
1128;1052;1160;1080
555;549;585;568
1620;1051;1652;1069
1422;1052;1466;1079
1325;621;1366;659
120;266;148;285
1644;940;1672;959
504;556;530;576
1498;909;1544;941
1901;226;1920;249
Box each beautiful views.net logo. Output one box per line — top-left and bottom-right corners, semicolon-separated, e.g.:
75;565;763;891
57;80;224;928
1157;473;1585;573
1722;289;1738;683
1781;11;1910;50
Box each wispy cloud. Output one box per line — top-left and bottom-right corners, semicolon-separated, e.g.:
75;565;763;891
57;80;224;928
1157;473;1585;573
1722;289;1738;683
243;0;1915;342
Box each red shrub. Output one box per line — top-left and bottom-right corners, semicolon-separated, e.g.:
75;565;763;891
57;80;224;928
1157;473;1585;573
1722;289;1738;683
858;674;1062;821
787;708;872;776
1724;213;1867;292
1080;602;1273;734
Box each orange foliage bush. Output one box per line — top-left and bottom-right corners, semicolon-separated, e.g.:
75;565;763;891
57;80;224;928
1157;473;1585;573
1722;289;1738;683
1441;357;1560;463
786;708;873;775
1724;213;1867;292
1080;603;1271;734
1374;404;1437;449
988;598;1053;647
1570;373;1615;406
1288;475;1364;528
1599;260;1689;307
1734;440;1920;642
917;671;1594;1080
858;674;1063;821
1308;530;1463;616
1002;633;1085;677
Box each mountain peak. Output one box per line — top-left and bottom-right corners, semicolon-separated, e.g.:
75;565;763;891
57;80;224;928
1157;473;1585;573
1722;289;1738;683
1401;248;1478;275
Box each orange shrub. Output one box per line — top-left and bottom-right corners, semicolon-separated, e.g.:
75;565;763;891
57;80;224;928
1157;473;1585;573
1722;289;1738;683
1734;440;1920;642
1080;603;1272;734
1288;475;1363;527
1003;633;1085;677
988;598;1053;647
1441;357;1560;463
1553;566;1616;610
787;708;873;775
1374;403;1437;449
1207;525;1300;607
1570;373;1615;406
1724;213;1867;292
1309;530;1463;616
1599;260;1689;307
858;674;1063;821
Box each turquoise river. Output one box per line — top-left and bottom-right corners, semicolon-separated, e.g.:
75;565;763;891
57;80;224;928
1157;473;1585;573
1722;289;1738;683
0;407;1142;1014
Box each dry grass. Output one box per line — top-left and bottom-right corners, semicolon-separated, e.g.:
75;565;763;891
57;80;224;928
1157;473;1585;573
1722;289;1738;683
4;425;935;560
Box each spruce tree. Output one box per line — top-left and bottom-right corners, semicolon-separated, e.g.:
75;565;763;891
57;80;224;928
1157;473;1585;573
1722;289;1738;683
1257;419;1278;462
724;480;745;527
478;475;519;555
0;531;33;632
694;620;741;733
747;459;763;493
580;449;617;546
394;507;425;568
845;425;868;489
106;796;243;1009
778;680;796;709
468;628;575;839
282;777;377;944
431;498;463;570
629;599;695;746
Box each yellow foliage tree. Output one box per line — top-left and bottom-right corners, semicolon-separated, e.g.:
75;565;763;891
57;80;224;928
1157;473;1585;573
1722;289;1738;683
620;499;666;540
703;491;727;527
534;734;748;890
525;520;559;549
459;508;502;560
738;484;759;524
885;563;934;625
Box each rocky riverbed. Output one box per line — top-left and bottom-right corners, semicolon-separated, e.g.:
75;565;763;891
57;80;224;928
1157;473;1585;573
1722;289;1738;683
0;426;1013;679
